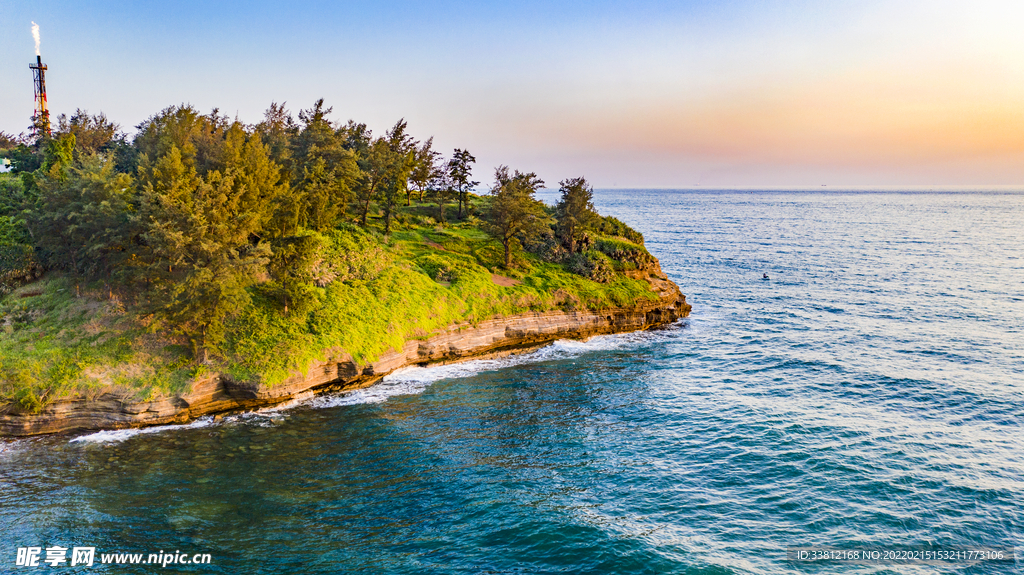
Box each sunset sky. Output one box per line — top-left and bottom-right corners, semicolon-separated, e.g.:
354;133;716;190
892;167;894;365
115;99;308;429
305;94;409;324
3;0;1024;187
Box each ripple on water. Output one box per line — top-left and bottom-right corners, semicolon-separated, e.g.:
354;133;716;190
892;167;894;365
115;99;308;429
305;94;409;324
4;191;1024;574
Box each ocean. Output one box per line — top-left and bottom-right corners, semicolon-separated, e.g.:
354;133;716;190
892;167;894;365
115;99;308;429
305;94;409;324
2;190;1022;574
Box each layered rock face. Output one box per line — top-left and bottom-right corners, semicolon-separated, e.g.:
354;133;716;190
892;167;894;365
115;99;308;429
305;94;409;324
0;274;690;437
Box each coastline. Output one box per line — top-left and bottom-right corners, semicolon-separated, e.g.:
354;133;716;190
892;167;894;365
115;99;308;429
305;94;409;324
0;274;689;437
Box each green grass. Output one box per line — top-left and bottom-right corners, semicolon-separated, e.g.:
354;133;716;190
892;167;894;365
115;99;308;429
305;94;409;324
0;277;196;413
0;200;663;411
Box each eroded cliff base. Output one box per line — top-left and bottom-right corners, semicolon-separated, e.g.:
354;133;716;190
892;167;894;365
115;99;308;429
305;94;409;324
1;285;689;437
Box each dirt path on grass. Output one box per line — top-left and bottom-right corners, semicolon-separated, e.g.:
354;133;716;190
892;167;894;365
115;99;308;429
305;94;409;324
491;274;521;287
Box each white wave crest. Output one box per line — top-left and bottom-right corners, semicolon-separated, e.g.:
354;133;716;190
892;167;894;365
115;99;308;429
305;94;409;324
311;330;665;408
66;327;678;442
70;416;217;444
307;379;429;409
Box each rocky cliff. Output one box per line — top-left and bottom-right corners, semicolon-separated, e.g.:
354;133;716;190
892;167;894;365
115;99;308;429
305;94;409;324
0;273;689;437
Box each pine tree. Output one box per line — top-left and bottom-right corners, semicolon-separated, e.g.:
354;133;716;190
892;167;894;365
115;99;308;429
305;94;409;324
378;120;417;235
555;176;598;254
409;137;438;204
28;152;132;279
266;230;323;316
449;148;478;219
429;161;454;224
291;100;358;226
254;102;297;177
485;166;548;268
134;146;269;363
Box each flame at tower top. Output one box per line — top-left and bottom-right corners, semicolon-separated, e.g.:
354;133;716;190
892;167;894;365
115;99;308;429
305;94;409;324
31;22;40;56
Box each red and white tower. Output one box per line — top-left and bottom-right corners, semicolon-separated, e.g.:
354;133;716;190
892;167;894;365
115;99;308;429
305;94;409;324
29;54;50;137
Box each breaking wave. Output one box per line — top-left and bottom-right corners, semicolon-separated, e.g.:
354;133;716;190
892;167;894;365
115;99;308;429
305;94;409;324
309;330;670;409
67;328;678;444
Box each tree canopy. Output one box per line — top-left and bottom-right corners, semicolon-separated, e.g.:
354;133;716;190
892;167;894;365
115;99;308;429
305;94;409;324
0;101;647;366
555;176;598;254
449;148;478;218
485;166;548;268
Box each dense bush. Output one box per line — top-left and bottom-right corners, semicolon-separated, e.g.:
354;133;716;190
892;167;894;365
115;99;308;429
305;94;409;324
594;215;644;244
594;237;656;271
566;250;616;283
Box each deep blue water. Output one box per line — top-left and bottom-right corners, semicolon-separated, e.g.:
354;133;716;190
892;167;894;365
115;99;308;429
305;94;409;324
2;190;1023;574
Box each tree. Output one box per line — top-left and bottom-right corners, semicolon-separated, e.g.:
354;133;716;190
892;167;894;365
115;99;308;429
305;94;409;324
485;166;548;268
377;120;417;235
254;102;297;176
384;118;416;159
339;120;372;158
22;151;125;300
555;176;598;254
27;153;133;280
55;110;122;158
229;132;290;234
429;160;454;224
293;100;354;173
6;143;43;175
290;100;359;227
39;133;76;183
449;148;478;218
266;230;323;316
378;162;406;235
409;136;438;204
355;119;416;231
0;131;19;151
297;157;344;231
134;106;230;177
355;138;388;226
0;170;31;219
134;146;269;363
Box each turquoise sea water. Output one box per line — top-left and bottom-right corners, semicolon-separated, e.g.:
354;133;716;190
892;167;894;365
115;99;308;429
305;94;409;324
2;190;1022;574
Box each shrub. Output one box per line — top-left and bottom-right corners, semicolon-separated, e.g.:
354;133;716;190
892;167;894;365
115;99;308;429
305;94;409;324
594;215;644;244
310;227;390;286
0;244;40;295
524;232;568;263
415;252;479;283
566;250;615;283
594;237;656;271
12;387;42;414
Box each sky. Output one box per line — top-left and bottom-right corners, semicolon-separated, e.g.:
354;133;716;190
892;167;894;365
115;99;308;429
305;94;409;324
3;0;1024;187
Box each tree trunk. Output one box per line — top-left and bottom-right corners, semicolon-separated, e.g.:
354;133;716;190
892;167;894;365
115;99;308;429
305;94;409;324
360;197;372;226
503;238;511;268
195;327;208;365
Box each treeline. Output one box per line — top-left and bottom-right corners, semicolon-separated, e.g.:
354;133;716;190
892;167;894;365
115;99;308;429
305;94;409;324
0;102;642;362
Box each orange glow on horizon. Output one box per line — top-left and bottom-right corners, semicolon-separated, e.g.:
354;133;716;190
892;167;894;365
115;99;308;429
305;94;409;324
507;61;1024;177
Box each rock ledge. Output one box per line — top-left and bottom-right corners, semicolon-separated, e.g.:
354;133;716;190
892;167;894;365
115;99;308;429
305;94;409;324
1;276;690;437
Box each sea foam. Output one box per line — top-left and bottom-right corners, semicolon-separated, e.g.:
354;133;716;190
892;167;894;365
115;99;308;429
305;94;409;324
309;330;667;409
68;329;676;444
70;416;218;444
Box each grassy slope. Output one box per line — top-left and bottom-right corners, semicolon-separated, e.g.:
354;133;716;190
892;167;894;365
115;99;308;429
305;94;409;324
0;198;660;413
